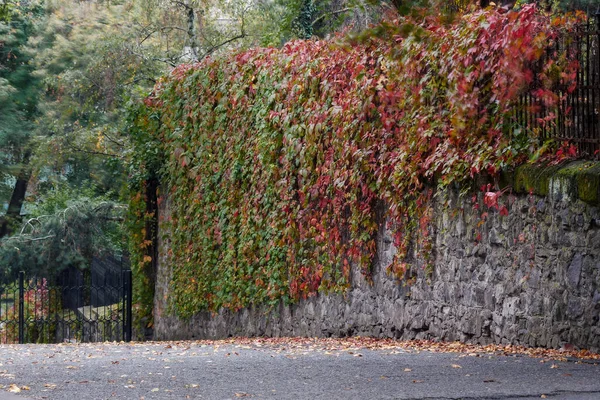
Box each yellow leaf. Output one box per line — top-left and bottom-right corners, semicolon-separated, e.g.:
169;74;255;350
8;384;20;393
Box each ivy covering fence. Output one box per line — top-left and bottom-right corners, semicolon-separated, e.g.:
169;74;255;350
130;6;582;318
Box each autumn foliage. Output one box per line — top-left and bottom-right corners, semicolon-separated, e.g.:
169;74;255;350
132;6;580;316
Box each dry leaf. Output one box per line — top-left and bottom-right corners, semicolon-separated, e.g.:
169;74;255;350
412;380;424;383
235;392;250;397
451;364;462;369
550;364;559;369
404;368;412;372
8;384;21;393
151;388;160;392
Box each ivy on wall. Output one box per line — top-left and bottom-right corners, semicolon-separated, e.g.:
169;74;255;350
130;5;581;318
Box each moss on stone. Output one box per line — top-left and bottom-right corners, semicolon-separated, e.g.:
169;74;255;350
513;164;562;197
511;161;600;206
573;163;600;205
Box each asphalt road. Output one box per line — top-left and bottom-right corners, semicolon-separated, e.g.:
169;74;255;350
0;340;599;400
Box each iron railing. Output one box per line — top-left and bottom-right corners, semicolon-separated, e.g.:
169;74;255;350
516;12;600;157
0;265;132;344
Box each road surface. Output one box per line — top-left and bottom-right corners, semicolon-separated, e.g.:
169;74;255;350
0;339;599;399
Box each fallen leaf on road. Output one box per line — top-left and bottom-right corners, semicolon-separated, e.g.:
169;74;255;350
404;368;412;372
8;384;20;393
451;364;462;369
235;392;250;397
21;386;30;391
541;395;547;398
151;388;159;392
550;364;559;369
412;380;424;383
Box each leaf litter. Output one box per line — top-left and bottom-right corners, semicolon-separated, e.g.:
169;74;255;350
1;337;598;396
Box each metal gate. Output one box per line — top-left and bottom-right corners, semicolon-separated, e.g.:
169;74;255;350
0;261;132;344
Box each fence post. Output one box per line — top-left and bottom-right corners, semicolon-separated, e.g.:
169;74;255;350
123;270;132;342
18;271;24;344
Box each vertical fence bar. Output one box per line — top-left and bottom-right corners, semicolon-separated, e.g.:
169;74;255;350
125;270;132;342
122;269;126;341
589;17;592;155
18;271;24;344
596;10;600;153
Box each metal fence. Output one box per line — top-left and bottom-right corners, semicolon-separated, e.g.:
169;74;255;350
0;262;132;344
443;4;600;156
516;12;600;157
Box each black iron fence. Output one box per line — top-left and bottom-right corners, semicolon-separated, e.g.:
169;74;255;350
516;12;600;157
0;262;132;344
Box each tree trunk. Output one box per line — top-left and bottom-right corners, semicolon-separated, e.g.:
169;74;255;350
184;0;199;60
0;174;29;238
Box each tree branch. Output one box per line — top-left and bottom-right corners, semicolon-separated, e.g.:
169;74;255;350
201;31;246;58
312;7;355;27
6;233;57;243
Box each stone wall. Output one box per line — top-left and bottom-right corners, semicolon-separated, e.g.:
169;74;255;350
153;163;600;351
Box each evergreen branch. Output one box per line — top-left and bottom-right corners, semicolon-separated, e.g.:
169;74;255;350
5;233;56;243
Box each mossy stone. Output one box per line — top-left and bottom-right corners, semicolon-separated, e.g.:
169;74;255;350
511;161;600;206
513;164;562;196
